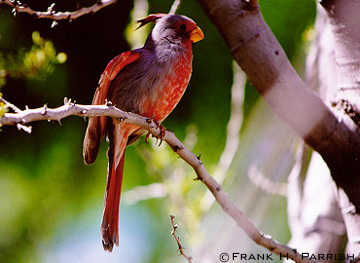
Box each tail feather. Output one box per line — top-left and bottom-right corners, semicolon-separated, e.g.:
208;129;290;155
101;154;125;251
101;122;129;252
83;116;107;165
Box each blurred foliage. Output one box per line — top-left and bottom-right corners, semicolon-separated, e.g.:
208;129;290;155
0;31;66;89
0;92;5;119
0;0;316;263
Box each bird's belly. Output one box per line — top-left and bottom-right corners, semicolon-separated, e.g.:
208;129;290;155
141;63;192;122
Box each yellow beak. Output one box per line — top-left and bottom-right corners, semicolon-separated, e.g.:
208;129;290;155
190;26;204;43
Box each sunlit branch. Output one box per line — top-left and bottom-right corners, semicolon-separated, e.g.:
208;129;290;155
0;99;314;263
0;0;116;21
169;0;181;14
0;97;21;113
0;97;32;133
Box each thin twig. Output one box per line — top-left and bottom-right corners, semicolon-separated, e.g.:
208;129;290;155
169;0;181;14
0;100;314;263
0;97;21;113
0;0;116;21
170;215;193;263
0;97;32;132
15;123;32;133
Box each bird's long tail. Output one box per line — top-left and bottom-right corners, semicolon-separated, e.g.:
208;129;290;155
101;122;130;252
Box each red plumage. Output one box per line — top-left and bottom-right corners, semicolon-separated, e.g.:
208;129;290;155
83;13;204;252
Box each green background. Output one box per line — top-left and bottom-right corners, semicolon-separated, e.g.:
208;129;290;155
0;0;315;262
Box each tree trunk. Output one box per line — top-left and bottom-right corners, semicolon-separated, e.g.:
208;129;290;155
196;0;360;256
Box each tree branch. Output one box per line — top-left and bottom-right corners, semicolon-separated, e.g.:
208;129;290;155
170;215;193;263
0;97;21;113
0;0;116;21
0;100;313;263
195;0;360;208
169;0;181;14
0;97;32;133
309;2;360;255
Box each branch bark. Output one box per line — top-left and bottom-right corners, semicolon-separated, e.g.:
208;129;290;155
169;0;181;14
0;0;116;21
286;4;347;258
314;1;360;255
0;101;313;263
170;215;193;263
195;0;360;208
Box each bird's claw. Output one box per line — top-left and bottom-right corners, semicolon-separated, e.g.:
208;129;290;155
153;120;166;146
158;125;166;146
150;120;166;146
144;119;166;146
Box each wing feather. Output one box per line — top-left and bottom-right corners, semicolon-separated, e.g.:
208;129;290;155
83;51;140;164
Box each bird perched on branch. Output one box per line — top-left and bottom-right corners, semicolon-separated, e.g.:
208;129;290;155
82;13;204;252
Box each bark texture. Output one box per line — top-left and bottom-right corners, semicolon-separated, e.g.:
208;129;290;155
293;1;360;255
286;6;346;259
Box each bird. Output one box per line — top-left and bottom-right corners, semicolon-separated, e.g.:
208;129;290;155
82;13;204;252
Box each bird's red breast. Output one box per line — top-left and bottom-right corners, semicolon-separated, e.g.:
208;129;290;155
141;46;193;122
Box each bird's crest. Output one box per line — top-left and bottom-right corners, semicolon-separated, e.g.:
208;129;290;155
136;13;167;29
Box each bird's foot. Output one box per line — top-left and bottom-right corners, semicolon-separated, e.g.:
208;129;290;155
144;119;166;146
153;120;166;146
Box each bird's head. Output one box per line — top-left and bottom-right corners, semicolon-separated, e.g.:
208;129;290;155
138;14;204;48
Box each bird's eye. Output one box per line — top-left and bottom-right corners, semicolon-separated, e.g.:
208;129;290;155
179;24;187;31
